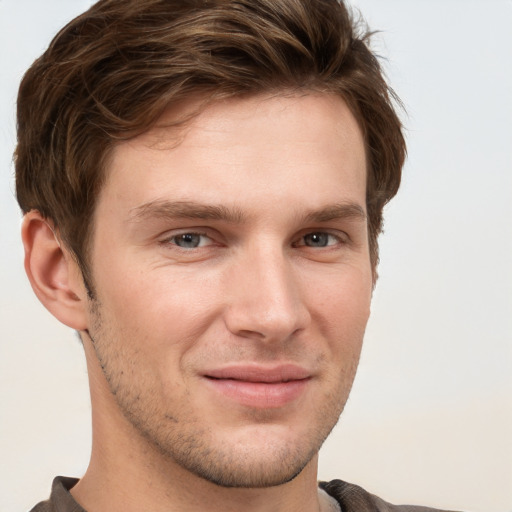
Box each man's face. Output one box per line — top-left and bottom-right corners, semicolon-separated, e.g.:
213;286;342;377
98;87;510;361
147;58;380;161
84;93;372;487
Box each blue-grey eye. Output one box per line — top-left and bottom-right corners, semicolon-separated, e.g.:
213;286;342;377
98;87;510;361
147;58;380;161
303;232;331;247
173;233;203;248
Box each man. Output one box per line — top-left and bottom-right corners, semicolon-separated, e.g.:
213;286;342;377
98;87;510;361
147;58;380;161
15;0;455;511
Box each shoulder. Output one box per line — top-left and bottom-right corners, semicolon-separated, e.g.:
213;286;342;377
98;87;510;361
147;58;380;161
320;480;461;512
28;476;83;512
29;501;52;512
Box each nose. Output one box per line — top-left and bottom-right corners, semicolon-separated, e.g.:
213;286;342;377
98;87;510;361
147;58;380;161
223;243;311;343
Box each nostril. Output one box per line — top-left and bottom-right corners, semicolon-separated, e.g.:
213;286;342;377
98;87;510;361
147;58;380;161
236;329;266;340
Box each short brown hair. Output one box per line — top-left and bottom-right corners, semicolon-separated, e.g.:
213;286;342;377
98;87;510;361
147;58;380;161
15;0;405;289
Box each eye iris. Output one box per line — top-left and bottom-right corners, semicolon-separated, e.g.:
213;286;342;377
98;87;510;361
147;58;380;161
305;233;329;247
176;233;201;248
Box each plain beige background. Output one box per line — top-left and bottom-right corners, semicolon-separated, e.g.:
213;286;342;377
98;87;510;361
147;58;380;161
1;1;511;511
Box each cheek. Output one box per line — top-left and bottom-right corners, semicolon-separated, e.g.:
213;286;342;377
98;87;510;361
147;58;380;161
93;263;224;361
310;265;372;322
308;268;372;358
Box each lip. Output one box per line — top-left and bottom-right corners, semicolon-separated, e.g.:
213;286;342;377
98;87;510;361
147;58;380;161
203;364;312;408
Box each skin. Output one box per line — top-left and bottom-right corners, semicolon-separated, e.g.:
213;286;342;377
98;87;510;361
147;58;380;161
23;92;373;512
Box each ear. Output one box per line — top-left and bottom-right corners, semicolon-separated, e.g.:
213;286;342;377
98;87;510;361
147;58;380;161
21;211;89;331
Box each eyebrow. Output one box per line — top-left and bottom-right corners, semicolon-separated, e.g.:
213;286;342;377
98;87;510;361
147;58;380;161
128;199;366;224
128;200;247;224
301;203;367;223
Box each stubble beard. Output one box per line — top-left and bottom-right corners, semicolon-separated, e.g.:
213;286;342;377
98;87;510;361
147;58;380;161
86;299;359;489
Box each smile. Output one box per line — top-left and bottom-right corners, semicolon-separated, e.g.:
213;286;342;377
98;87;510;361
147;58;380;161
203;365;312;408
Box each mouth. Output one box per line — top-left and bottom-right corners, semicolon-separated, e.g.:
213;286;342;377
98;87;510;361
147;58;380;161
202;364;312;408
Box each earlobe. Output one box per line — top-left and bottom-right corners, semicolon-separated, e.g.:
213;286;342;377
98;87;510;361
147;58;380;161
21;211;88;331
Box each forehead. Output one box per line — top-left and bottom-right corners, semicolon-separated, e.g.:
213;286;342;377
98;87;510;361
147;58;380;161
147;92;364;156
101;92;367;217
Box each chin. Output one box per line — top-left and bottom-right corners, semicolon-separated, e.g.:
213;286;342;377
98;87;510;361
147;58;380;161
146;420;329;489
178;444;317;489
